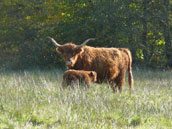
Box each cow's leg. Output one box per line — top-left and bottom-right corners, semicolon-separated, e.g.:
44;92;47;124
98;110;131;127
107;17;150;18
114;84;119;92
110;71;119;93
110;81;119;93
116;70;126;93
86;84;90;89
107;81;114;90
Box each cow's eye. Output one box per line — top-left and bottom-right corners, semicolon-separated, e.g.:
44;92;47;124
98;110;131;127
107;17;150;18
73;53;76;56
63;54;67;58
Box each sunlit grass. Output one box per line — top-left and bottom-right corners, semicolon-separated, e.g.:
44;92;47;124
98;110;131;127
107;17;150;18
0;68;172;128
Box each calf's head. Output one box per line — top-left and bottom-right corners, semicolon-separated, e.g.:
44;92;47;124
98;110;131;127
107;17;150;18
48;37;95;69
89;71;97;82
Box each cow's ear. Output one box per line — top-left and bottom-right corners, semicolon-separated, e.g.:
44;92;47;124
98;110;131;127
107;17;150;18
76;47;84;54
56;47;63;54
89;71;94;77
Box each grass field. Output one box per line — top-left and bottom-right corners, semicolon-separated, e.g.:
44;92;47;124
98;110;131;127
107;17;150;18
0;68;172;129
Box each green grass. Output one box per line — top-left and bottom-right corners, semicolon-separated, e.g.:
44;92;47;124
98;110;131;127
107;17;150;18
0;68;172;129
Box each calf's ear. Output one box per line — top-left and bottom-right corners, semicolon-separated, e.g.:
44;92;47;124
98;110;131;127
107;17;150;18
89;71;94;77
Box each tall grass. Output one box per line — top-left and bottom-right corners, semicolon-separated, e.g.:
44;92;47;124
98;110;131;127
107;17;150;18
0;68;172;128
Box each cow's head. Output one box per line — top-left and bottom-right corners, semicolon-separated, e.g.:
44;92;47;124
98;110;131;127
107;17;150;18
48;37;95;69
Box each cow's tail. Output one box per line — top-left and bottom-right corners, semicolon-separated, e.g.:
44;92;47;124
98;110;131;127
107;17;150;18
125;49;134;91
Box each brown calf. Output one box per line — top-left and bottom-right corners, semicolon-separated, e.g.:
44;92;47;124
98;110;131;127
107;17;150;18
62;69;97;88
49;37;133;93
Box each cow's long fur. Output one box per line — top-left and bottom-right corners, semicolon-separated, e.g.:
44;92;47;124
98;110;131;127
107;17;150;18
49;38;134;93
70;46;133;92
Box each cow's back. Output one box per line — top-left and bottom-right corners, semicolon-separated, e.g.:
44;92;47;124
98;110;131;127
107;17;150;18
72;46;130;82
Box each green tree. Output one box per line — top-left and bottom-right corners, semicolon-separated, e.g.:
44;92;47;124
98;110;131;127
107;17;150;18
0;0;172;69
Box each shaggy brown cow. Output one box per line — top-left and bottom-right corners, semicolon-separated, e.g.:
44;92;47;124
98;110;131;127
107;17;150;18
49;37;133;93
62;69;97;88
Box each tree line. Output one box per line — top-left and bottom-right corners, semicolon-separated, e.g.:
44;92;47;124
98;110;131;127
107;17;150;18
0;0;172;69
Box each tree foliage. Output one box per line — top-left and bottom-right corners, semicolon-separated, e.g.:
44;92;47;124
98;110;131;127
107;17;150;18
0;0;172;69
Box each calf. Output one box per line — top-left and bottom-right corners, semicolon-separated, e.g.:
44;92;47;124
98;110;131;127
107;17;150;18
62;69;97;88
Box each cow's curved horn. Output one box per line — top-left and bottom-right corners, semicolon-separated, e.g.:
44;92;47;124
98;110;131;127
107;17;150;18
78;38;95;47
48;36;62;47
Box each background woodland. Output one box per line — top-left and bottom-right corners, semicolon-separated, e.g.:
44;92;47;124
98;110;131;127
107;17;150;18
0;0;172;69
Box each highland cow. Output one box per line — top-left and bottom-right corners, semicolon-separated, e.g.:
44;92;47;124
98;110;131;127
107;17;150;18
62;69;97;88
49;37;133;93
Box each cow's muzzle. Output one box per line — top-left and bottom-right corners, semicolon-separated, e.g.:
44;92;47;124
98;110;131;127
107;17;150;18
66;61;73;68
66;61;72;65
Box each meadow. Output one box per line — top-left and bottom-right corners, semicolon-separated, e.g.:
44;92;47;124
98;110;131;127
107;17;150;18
0;68;172;129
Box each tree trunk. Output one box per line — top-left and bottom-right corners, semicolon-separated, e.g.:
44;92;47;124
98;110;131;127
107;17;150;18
163;0;172;67
142;0;148;64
